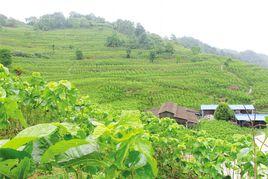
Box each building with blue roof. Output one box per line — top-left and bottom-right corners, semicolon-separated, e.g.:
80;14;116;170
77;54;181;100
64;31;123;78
201;104;255;117
235;114;267;127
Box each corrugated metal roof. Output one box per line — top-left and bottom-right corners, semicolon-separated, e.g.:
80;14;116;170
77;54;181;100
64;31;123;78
235;114;268;122
201;104;255;110
229;105;255;110
201;105;218;110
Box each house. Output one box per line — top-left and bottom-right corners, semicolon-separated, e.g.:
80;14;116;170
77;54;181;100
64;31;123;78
151;102;198;127
201;104;255;117
235;114;267;128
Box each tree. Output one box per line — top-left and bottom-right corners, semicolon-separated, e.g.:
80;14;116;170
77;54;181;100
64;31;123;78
35;12;66;31
170;34;177;41
52;44;55;53
113;19;135;36
106;34;124;47
214;103;234;121
126;48;131;58
224;58;232;67
191;46;201;55
25;16;38;25
135;23;146;37
75;50;83;60
165;43;175;55
176;56;180;64
0;14;7;26
0;49;12;66
149;51;156;63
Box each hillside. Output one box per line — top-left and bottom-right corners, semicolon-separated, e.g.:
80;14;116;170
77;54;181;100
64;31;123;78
1;25;268;111
177;36;268;67
1;12;268;179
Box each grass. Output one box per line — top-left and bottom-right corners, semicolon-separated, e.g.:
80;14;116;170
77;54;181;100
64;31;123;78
196;119;251;140
1;26;268;111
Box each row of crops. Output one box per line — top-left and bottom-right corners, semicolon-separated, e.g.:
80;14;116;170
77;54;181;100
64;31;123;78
1;64;268;178
2;27;268;111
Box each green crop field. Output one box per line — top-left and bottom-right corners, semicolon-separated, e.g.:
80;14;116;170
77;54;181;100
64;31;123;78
1;15;268;178
1;26;268;111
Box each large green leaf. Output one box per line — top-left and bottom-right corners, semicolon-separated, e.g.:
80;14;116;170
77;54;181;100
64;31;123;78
0;159;18;178
56;143;98;164
2;137;36;149
16;123;57;138
10;157;31;179
53;122;80;136
93;124;109;138
41;139;89;164
133;138;158;177
115;142;130;169
2;124;57;149
4;97;27;128
119;110;143;128
0;148;31;159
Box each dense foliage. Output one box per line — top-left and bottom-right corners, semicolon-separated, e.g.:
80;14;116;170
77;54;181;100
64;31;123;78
1;11;268;179
26;12;106;31
196;120;251;140
214;103;234;121
1;26;268;111
106;34;124;47
75;50;84;60
0;49;12;66
0;64;158;178
0;64;268;178
0;14;24;28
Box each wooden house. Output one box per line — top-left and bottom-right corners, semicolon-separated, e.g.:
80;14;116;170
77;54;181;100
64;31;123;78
151;102;198;127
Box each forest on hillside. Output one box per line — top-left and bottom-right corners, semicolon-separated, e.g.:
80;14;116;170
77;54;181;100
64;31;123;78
1;12;268;67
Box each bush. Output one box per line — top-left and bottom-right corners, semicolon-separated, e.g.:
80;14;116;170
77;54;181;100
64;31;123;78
0;49;12;66
214;103;234;121
33;52;49;59
106;34;124;47
126;48;131;58
149;51;156;63
13;51;32;58
75;50;84;60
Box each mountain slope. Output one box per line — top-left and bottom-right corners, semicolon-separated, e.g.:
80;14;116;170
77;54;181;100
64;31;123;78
1;26;268;111
177;36;268;67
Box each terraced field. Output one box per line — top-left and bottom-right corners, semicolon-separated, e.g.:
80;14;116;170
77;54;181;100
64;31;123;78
1;26;268;110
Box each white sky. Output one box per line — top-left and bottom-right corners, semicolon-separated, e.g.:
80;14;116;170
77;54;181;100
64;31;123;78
1;0;268;54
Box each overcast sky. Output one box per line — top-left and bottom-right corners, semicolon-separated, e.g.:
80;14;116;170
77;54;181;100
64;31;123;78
1;0;268;54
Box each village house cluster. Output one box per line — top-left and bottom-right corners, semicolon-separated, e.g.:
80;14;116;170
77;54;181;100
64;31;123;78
151;102;267;128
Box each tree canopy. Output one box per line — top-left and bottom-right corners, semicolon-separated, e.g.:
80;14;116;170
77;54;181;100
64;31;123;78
214;103;234;121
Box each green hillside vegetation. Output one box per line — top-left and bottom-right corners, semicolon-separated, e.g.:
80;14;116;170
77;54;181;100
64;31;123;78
0;64;267;178
1;12;268;178
1;24;268;111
